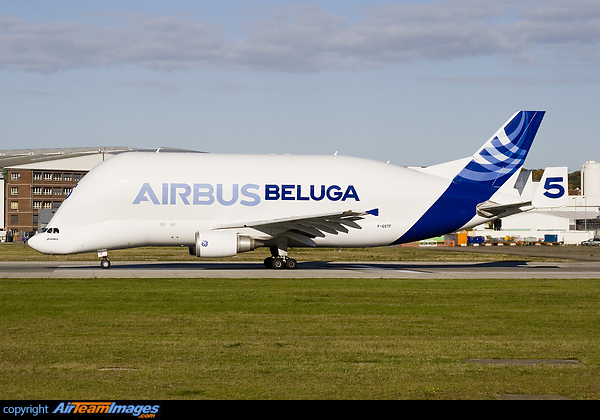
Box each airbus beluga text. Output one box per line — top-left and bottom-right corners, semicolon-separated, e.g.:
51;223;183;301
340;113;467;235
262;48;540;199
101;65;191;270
28;111;566;269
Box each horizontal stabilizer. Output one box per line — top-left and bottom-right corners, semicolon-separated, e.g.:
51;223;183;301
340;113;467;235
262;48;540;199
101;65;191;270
476;200;533;218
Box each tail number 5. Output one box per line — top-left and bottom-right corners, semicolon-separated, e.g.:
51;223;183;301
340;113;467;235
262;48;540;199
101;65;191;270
543;177;565;199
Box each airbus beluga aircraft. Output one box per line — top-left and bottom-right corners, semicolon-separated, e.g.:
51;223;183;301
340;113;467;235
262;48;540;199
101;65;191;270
28;111;567;269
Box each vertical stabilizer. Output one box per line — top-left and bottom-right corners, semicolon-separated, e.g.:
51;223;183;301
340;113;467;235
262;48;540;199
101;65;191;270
394;111;545;244
454;111;545;189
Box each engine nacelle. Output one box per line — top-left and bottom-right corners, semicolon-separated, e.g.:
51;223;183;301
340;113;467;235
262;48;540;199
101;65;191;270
190;231;260;258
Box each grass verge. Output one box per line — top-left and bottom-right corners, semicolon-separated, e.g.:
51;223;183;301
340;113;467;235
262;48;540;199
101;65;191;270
1;278;598;399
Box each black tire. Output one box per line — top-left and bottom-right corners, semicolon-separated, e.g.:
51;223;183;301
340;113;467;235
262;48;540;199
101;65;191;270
263;256;274;268
271;257;285;269
100;258;111;269
285;258;297;270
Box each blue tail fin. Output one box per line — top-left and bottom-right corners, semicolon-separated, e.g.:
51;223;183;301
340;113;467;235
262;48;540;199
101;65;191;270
394;111;545;244
455;111;545;188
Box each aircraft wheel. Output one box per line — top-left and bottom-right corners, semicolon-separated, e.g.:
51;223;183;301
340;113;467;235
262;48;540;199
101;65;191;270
285;258;297;270
263;256;274;268
271;257;285;269
100;258;111;269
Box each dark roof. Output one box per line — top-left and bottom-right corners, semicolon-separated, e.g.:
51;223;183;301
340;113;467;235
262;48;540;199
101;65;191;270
0;146;203;168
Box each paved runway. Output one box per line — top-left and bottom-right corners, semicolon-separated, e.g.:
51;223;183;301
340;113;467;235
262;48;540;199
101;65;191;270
1;260;599;278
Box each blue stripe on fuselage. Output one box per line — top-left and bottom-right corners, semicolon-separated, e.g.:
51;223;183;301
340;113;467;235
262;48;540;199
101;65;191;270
391;181;491;244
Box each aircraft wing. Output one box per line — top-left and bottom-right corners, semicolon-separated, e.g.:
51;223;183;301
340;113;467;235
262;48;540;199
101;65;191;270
476;200;533;218
215;209;377;247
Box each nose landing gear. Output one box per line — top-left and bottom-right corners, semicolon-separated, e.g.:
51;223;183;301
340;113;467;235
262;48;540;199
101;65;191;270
100;257;111;269
98;250;111;269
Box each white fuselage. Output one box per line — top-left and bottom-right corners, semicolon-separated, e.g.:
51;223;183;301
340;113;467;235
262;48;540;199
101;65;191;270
28;152;485;255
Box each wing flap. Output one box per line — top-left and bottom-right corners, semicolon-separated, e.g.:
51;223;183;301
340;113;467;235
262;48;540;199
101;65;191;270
284;231;318;247
290;223;327;238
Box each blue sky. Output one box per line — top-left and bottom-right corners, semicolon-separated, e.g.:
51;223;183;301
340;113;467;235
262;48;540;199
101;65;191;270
1;0;599;171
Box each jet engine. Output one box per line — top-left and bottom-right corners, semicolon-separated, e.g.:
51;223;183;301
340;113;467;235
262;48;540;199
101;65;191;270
189;231;260;258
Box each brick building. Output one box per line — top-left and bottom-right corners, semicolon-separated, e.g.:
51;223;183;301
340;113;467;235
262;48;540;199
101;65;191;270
5;167;86;237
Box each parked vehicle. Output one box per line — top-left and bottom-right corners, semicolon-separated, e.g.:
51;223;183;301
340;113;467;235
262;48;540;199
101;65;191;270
580;238;600;246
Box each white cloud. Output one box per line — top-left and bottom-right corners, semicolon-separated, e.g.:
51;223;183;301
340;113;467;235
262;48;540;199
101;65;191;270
0;0;599;73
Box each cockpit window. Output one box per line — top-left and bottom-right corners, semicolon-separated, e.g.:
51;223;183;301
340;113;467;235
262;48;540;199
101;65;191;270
43;228;59;234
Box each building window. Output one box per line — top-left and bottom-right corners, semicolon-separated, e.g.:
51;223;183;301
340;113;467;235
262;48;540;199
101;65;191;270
54;173;62;181
53;187;62;195
33;172;42;180
11;173;19;181
11;215;18;224
11;202;19;210
33;187;42;195
53;202;61;209
64;187;72;196
73;173;82;181
43;173;52;181
43;188;52;196
43;202;52;209
33;201;42;209
63;173;72;181
11;187;18;195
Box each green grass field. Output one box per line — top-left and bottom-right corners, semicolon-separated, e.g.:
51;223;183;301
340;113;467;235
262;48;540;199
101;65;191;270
1;277;599;399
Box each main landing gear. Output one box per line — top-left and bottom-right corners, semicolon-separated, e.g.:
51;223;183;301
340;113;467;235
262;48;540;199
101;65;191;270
98;250;111;269
264;238;297;269
264;255;297;269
